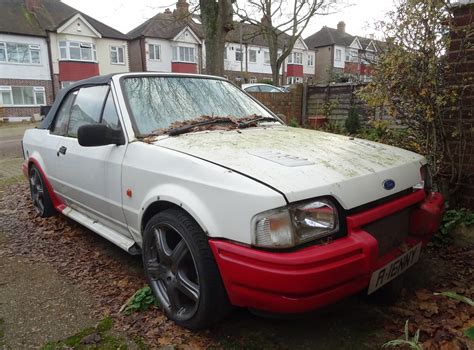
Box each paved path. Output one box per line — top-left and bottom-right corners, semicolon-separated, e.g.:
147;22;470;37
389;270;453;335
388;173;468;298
0;123;37;182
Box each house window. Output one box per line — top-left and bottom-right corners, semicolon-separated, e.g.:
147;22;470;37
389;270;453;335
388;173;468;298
110;46;125;64
149;44;160;60
264;51;270;64
0;42;41;64
365;52;375;62
0;86;46;106
235;48;243;62
288;52;303;65
287;77;303;84
335;49;342;61
249;76;257;83
59;41;96;62
345;48;358;62
249;49;257;63
224;47;227;60
307;54;314;66
61;81;75;88
173;46;195;63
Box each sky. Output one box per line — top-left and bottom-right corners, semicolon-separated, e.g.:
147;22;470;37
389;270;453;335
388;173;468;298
62;0;395;40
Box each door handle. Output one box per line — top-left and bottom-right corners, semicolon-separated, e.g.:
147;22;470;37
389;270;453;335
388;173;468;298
57;146;67;156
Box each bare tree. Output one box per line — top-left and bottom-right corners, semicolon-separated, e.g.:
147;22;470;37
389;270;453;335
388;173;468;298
199;0;235;76
235;0;334;85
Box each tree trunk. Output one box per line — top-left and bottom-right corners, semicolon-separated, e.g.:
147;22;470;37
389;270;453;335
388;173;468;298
199;0;233;76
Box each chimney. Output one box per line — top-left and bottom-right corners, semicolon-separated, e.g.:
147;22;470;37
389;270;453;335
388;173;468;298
25;0;41;12
174;0;189;17
337;21;346;33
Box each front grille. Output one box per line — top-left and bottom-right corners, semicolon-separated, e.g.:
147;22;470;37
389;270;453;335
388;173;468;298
362;207;412;256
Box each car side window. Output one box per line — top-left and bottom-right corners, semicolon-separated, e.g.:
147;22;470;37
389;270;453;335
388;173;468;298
101;92;121;130
259;85;280;93
245;86;261;93
67;85;109;138
51;92;76;136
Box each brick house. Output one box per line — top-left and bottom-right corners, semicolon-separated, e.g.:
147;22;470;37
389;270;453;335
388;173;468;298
222;23;316;85
127;0;316;85
127;0;204;74
0;0;129;119
304;22;382;83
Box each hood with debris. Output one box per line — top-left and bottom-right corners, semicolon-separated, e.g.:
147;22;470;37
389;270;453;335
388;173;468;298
153;126;425;209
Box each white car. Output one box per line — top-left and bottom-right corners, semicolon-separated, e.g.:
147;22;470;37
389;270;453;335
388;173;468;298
241;83;284;93
22;73;444;329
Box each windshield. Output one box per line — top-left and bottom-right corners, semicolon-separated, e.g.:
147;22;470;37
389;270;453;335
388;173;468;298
121;76;278;135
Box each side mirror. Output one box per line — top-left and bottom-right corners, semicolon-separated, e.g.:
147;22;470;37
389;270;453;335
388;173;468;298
77;124;125;147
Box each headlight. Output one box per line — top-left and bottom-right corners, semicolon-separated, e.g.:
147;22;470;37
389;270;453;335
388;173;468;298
252;198;339;248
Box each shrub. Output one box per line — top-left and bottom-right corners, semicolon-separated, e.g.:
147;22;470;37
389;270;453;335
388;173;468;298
345;107;361;134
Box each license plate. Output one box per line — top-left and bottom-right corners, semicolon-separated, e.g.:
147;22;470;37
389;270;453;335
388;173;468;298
367;243;422;295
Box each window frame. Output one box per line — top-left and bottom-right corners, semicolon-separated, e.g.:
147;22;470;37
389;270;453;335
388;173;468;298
0;86;46;107
235;48;243;62
307;54;314;66
335;49;342;62
249;49;257;63
172;46;196;63
58;40;97;62
263;51;270;65
51;90;77;136
50;84;124;140
110;45;125;65
148;43;161;61
66;85;110;138
0;41;41;65
101;90;122;130
288;52;303;65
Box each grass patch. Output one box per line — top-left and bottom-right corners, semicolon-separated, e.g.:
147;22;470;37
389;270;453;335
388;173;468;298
0;175;24;189
41;317;143;350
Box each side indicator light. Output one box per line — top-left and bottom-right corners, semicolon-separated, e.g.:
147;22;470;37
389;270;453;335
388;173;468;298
126;189;132;198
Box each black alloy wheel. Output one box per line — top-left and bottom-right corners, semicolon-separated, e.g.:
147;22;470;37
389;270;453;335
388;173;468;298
29;165;55;217
142;209;231;329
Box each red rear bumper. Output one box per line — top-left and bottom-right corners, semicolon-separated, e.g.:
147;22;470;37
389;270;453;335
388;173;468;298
209;190;444;314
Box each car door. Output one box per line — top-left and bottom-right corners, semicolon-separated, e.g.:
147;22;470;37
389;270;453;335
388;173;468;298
54;85;131;238
29;91;76;193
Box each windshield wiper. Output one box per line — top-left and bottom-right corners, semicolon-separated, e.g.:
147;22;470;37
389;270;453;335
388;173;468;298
237;116;279;129
167;117;237;136
164;115;279;137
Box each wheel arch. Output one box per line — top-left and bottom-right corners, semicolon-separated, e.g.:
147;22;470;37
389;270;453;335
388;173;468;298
141;200;186;233
139;197;212;239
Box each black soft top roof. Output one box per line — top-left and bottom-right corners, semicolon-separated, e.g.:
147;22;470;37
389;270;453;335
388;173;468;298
39;74;116;130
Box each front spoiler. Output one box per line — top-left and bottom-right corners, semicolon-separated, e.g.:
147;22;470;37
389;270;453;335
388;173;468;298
210;190;444;314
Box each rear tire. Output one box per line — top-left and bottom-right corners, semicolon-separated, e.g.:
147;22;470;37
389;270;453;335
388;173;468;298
142;208;231;329
29;164;56;218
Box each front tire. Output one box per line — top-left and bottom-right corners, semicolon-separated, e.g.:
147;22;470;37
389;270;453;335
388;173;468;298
29;165;55;217
142;209;230;329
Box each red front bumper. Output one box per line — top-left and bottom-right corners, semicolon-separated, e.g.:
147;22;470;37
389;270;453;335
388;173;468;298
209;190;444;314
